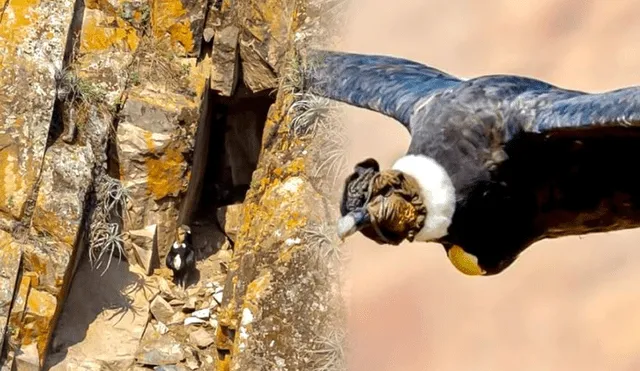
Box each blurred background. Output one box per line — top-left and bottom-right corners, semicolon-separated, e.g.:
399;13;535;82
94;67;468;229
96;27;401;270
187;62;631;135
337;1;640;370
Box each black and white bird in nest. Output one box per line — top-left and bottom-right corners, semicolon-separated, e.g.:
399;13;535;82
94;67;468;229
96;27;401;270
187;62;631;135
166;224;196;289
305;49;640;276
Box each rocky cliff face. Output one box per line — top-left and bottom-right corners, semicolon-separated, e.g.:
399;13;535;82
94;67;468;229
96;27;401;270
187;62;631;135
0;0;345;369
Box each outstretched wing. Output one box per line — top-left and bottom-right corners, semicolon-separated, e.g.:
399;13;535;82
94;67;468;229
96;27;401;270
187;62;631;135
510;85;640;240
304;49;462;129
529;86;640;133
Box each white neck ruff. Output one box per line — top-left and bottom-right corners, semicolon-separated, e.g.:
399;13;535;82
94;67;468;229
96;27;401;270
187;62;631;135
392;154;456;242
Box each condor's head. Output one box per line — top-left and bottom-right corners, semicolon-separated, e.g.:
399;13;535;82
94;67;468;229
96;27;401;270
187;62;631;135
337;155;456;246
176;224;192;245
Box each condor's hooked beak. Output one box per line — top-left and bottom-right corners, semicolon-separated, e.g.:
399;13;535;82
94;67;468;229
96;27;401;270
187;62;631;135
337;208;371;241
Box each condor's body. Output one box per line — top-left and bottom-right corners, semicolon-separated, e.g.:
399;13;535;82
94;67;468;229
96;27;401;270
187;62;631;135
166;225;196;288
306;50;640;275
440;125;640;274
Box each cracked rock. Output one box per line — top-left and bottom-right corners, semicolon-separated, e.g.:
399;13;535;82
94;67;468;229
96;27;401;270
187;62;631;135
167;312;187;326
152;365;188;371
189;328;214;349
191;308;210;319
135;337;185;366
184;317;206;326
182;297;198;313
150;296;175;324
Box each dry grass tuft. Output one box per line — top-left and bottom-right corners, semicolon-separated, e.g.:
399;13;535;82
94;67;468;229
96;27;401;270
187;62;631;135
279;54;304;97
302;221;344;269
291;92;348;191
127;37;192;93
308;326;348;371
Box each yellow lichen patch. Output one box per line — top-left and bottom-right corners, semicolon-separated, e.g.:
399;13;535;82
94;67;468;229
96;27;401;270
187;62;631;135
277;241;303;264
0;0;39;53
216;356;230;371
7;276;32;348
80;8;140;53
245;271;272;304
0;141;25;219
217;277;239;327
21;288;57;365
285;157;306;175
185;57;212;99
0;230;21;269
0;231;21;359
23;272;39;288
232;271;273;357
151;0;194;55
83;0;117;13
244;0;292;46
143;132;187;199
22;251;50;288
270;158;306;182
31;207;76;247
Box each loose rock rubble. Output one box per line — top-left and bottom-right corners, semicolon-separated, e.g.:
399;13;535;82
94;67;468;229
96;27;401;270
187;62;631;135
132;264;227;371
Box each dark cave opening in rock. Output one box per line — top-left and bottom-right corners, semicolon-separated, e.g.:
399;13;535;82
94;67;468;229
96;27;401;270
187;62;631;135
179;75;275;258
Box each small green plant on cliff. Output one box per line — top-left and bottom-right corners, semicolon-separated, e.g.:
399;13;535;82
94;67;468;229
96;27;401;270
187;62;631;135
54;65;110;146
56;66;107;106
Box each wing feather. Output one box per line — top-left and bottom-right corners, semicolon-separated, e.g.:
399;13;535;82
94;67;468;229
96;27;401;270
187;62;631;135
531;86;640;133
185;248;196;269
304;49;461;129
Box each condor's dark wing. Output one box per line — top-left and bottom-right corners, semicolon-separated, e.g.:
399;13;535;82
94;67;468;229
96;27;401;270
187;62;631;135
528;86;640;134
508;85;640;240
304;49;461;130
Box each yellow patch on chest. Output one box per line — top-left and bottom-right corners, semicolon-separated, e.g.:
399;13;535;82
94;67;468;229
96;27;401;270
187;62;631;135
447;245;486;276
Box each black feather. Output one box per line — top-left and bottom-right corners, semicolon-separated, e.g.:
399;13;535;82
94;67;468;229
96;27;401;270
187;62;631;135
305;49;460;129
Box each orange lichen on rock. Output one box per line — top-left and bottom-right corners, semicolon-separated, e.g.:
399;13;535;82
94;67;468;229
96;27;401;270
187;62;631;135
80;8;140;53
20;288;57;364
83;0;117;13
0;0;76;221
151;0;198;55
0;0;39;52
186;57;213;98
0;230;22;353
243;0;291;47
143;132;188;200
0;142;25;219
244;271;273;306
6;276;32;351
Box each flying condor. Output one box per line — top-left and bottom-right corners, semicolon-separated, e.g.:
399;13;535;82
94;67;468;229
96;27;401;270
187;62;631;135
303;49;640;276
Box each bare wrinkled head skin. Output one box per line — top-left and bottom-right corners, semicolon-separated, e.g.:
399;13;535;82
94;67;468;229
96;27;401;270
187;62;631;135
339;159;427;245
176;224;191;244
